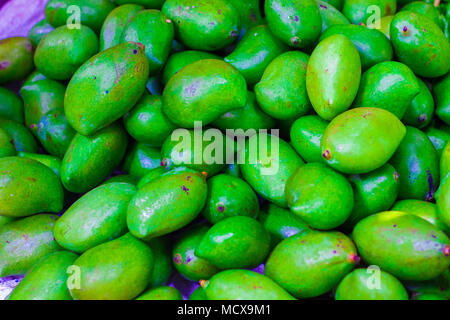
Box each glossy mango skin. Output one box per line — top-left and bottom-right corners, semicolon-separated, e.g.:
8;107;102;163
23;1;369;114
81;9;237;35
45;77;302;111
162;59;247;128
434;72;450;125
390;126;440;201
17;152;62;177
0;118;38;153
441;141;450;180
0;128;16;158
137;167;167;189
255;51;311;121
65;42;149;136
196;216;270;269
403;77;434;128
45;0;116;33
136;286;183;300
146;237;173;287
436;174;450;231
224;25;287;86
121;10;174;75
290;115;328;163
317;0;350;32
204;269;295;300
226;0;264;37
127;169;207;239
285;162;354;230
320;24;393;70
306;34;361;120
172;224;220;281
28;19;54;47
0;37;34;85
321;107;406;174
123;142;161;177
425;124;450;157
0;214;62;277
0;87;24;123
61;123;128;193
9;251;78;300
162;0;241;51
265;0;322;48
99;4;143;51
335;268;408;300
401;1;444;31
353;211;450;281
343;0;396;25
390;12;450;78
70;233;154;300
115;0;165;9
0;157;63;217
265;231;358;298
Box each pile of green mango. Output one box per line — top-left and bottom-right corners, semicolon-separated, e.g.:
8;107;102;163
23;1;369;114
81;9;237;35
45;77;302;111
0;0;449;301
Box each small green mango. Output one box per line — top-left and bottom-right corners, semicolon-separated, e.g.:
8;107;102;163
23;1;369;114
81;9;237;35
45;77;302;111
401;1;444;30
28;19;54;47
424;124;450;157
123;142;161;177
402;77;434;128
146;237;173;287
115;0;165;9
0;117;37;153
265;231;358;298
290;115;328;163
436;174;450;230
0;87;24;123
353;211;450;281
226;0;264;37
196;216;270;269
343;0;396;25
69;233;154;300
136;286;183;300
0;128;16;158
317;0;350;32
162;59;247;128
441;141;450;179
61;123;128;193
321;107;406;174
189;286;207;300
9;251;78;300
0;37;34;85
136;167;167;189
434;72;450;125
0;157;63;217
0;214;61;277
17;152;62;177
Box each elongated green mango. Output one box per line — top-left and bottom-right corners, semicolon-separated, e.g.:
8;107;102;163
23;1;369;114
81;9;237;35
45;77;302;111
402;77;434;128
343;0;396;25
28;19;54;47
0;87;24;123
317;0;350;32
136;286;183;300
434;72;450;125
290;115;328;163
0;37;34;85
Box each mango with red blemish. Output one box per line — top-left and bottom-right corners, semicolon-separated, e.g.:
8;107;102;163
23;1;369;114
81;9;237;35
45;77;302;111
342;0;397;25
0;37;34;85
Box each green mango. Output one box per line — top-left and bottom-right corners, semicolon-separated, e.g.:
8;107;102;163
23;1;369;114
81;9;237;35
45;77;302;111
123;142;161;177
69;233;154;300
346;164;400;227
115;0;165;9
402;77;434;128
320;24;393;70
390;126;440;200
136;167;167;189
0;128;16;158
343;0;396;25
0;157;63;217
226;0;264;37
162;0;241;51
54;183;137;253
390;12;450;78
203;269;295;300
28;19;54;47
61;123;128;193
17;152;62;177
290;115;328;163
189;286;207;300
173;224;220;281
265;0;322;48
121;10;174;75
0;87;24;123
136;286;183;300
240;133;304;208
0;214;62;277
222;163;242;178
434;72;450;125
321;107;406;174
285;162;354;230
0;216;15;227
353;211;450;281
0;117;37;154
401;1;444;30
8;251;78;300
317;0;350;32
321;0;344;10
202;174;259;224
99;4;143;51
124;94;176;147
196;216;270;269
0;37;34;85
34;26;98;80
146;237;173;287
162;59;247;128
224;25;287;86
45;0;116;33
436;173;450;230
255;51;311;121
306;34;361;120
335;268;408;300
441;141;450;179
425;123;450;157
103;174;139;185
127;169;207;239
378;15;394;39
265;231;359;298
404;268;450;299
259;204;311;248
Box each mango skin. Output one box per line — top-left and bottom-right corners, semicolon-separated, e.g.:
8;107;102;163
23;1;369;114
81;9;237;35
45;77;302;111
354;211;450;281
196;216;270;269
321;0;344;11
265;0;322;48
390;12;450;78
28;19;54;47
425;124;450;158
265;231;358;298
0;87;24;123
127;169;207;240
137;167;167;189
335;268;409;300
65;42;149;136
321;107;406;174
115;0;165;9
9;251;78;300
123;142;161;177
0;118;38;154
204;269;296;300
401;1;444;30
162;0;241;51
136;286;183;300
226;0;264;37
290;115;328;163
0;214;62;277
343;0;396;25
0;128;16;158
0;157;63;217
317;0;349;32
102;174;139;186
434;72;450;125
189;286;207;300
390;126;440;201
0;37;34;85
441;141;450;180
436;174;450;231
306;34;361;120
34;25;99;80
70;233;154;300
17;152;62;178
0;216;15;227
378;15;394;39
162;59;247;128
285;162;354;230
403;77;434;128
146;237;173;287
61;123;128;193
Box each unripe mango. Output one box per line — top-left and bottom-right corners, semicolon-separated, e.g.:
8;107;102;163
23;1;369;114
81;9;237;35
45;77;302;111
402;77;434;128
0;118;38;153
290;115;328;163
0;87;24;123
436;174;450;231
28;19;54;47
136;286;183;300
0;37;34;85
123;142;161;177
0;128;16;158
317;1;349;32
343;0;396;25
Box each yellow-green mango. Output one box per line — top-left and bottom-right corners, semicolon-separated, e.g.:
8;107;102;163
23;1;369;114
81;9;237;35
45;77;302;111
343;0;396;25
0;37;34;85
123;142;161;177
0;117;38;153
434;72;450;125
28;19;54;47
403;77;434;128
0;87;24;123
290;115;328;163
136;286;183;300
436;173;450;230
